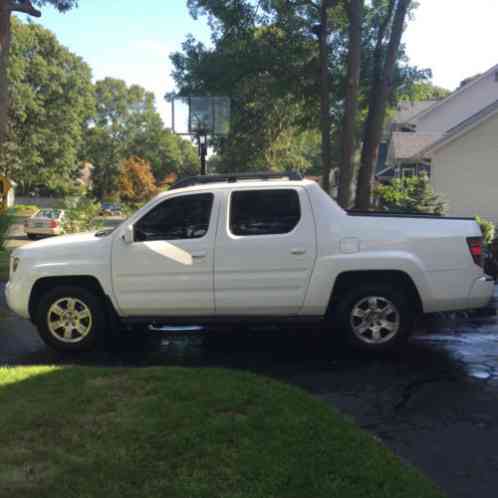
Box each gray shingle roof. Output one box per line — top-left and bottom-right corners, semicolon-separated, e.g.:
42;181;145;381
391;132;442;160
393;100;438;124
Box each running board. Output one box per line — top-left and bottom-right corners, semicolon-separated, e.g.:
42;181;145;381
148;325;206;334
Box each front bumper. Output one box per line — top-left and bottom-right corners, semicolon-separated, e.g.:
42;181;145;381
5;279;31;320
468;275;495;309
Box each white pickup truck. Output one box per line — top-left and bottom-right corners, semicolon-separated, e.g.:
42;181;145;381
5;172;495;353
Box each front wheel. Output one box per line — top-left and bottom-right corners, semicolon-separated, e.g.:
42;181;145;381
333;284;414;352
35;286;106;352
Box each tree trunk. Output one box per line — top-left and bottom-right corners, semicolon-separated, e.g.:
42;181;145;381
337;0;362;208
318;0;332;194
0;1;11;149
355;0;411;209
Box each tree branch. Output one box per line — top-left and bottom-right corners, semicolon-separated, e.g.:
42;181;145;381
9;0;42;18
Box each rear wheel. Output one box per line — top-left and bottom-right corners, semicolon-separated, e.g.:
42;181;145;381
35;286;106;352
333;284;414;352
27;233;37;240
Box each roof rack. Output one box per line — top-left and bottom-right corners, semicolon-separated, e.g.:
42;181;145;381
169;171;303;190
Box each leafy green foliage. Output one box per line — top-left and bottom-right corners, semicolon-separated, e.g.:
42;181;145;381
2;19;95;194
476;216;495;245
375;174;447;215
84;78;199;199
59;197;102;234
400;82;451;102
31;1;79;12
0;211;14;247
172;1;430;177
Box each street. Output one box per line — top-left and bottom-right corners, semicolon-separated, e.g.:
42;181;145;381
1;280;498;498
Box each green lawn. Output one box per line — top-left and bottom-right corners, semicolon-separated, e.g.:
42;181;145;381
0;249;9;281
0;366;445;498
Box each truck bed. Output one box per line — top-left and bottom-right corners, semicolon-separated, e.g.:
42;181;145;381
346;210;474;221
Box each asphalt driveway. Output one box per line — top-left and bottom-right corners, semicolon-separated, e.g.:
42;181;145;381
1;282;498;498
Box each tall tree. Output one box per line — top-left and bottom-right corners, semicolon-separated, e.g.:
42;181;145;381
86;78;157;198
175;0;425;201
85;78;199;198
355;0;412;209
3;18;94;193
337;0;362;207
401;81;450;101
118;156;157;204
0;1;78;147
309;0;338;195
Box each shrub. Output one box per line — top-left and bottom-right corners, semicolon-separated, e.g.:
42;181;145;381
0;212;14;247
61;197;103;234
475;216;495;245
374;173;447;215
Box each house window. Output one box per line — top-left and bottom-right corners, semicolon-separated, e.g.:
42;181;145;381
401;167;416;178
418;164;432;178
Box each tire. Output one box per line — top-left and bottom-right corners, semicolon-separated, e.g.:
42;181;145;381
333;283;414;352
34;286;106;353
27;234;37;240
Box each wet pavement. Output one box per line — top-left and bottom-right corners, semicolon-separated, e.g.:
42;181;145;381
1;283;498;498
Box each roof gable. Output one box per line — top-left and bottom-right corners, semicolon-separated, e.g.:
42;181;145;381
414;99;498;157
410;64;498;124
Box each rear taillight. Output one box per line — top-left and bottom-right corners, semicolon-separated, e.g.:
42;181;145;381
467;237;484;267
49;220;59;229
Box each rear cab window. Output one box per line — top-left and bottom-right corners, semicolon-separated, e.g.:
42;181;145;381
229;189;301;236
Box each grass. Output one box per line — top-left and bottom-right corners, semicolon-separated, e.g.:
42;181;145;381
10;204;39;217
0;366;445;498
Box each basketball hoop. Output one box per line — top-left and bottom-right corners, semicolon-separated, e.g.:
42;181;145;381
170;96;230;175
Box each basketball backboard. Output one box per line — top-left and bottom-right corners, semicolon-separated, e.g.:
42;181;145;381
171;96;230;136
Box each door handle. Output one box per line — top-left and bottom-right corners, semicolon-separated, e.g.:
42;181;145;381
291;248;306;255
191;251;207;259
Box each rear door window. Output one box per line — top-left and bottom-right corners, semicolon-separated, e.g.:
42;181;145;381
229;189;301;236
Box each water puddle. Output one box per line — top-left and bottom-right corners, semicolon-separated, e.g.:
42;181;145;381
414;318;498;384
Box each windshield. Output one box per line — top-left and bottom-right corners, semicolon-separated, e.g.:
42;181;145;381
36;209;61;219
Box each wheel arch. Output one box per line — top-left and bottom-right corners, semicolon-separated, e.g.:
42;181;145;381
328;270;423;316
29;275;106;322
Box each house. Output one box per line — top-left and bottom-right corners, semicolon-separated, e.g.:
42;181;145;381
377;100;440;180
413;99;498;223
379;64;498;223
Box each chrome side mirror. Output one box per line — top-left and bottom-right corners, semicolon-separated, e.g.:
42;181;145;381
123;224;134;244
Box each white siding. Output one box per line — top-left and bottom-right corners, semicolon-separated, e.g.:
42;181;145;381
416;70;498;133
431;111;498;224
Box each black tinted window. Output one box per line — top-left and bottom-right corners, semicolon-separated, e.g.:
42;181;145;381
135;193;213;241
230;189;301;236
